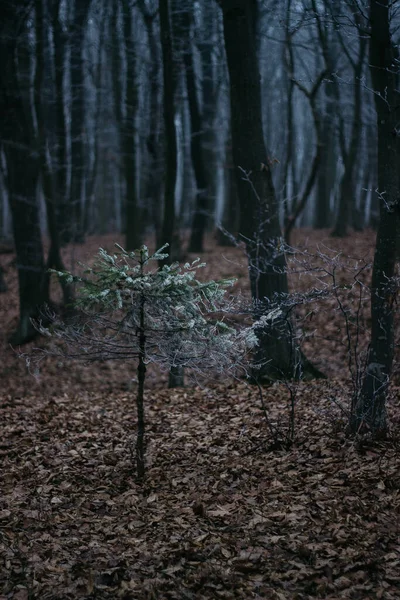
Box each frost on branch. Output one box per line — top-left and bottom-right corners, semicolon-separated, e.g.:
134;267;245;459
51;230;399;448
40;244;255;377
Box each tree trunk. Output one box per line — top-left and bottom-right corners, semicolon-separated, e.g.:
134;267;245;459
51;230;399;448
136;291;146;481
332;25;367;237
69;0;92;243
216;139;239;246
221;0;296;379
0;3;47;343
83;0;107;236
53;0;70;245
159;0;178;264
168;366;184;388
0;266;6;293
331;167;351;238
199;0;219;228
180;6;210;254
351;0;398;434
35;0;72;307
138;1;163;244
122;0;141;251
284;70;326;244
314;117;335;229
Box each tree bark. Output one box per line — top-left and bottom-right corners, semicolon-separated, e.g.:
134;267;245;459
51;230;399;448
284;70;326;244
351;0;398;433
0;2;47;343
200;0;219;228
35;0;72;307
122;0;141;251
138;0;163;244
216;138;239;246
0;265;7;293
180;5;210;254
331;11;367;237
159;0;178;264
69;0;92;243
221;0;296;379
53;0;70;245
314;113;336;229
136;290;146;481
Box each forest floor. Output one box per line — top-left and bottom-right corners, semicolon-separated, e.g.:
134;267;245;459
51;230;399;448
1;229;400;599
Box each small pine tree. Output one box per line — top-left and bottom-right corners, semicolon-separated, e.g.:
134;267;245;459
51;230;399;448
41;244;257;480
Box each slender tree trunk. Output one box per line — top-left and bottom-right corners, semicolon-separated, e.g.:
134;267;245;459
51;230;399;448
282;0;296;225
83;0;107;236
180;6;210;254
69;0;92;243
200;0;218;228
314;117;335;229
136;290;146;480
0;266;6;293
216;138;239;245
284;71;326;244
122;0;141;251
53;0;69;245
332;28;367;237
138;1;163;244
110;0;124;235
352;0;398;433
159;0;178;263
35;0;73;307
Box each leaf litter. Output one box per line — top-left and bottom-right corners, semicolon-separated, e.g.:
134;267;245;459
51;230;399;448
0;230;400;599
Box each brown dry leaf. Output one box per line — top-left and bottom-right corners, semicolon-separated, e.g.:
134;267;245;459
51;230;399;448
208;504;235;517
13;591;29;600
1;232;400;599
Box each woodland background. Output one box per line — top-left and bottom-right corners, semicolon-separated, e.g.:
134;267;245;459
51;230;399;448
1;0;400;599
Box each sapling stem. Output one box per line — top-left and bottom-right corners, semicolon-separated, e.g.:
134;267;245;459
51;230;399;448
136;249;146;480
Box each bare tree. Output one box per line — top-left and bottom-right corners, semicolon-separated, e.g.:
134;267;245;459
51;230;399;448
159;0;179;262
69;0;92;242
0;1;47;343
352;0;399;433
219;0;298;378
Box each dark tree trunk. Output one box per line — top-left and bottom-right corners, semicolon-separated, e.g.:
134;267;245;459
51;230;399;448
168;365;184;388
136;291;146;481
331;166;351;238
159;0;178;263
221;0;296;379
284;71;326;244
282;77;295;227
314;116;336;229
35;0;72;307
138;1;163;244
200;0;218;228
282;0;296;225
313;63;339;231
68;0;92;243
351;0;398;434
332;21;367;238
180;6;210;254
122;0;141;251
110;0;124;235
0;266;7;293
83;0;107;236
216;139;239;246
0;3;47;343
53;0;69;245
311;0;339;232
